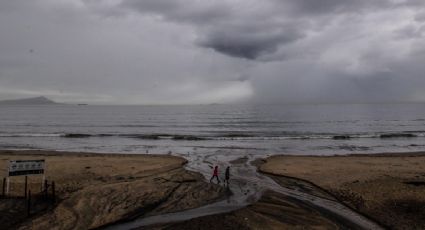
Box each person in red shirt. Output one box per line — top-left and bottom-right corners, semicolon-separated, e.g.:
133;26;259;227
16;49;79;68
210;165;220;184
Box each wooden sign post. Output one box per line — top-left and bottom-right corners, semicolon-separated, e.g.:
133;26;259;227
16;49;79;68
2;177;5;197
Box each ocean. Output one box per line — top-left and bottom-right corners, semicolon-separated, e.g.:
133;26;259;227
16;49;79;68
0;103;424;156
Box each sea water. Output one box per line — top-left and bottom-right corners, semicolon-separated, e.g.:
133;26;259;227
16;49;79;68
0;103;424;155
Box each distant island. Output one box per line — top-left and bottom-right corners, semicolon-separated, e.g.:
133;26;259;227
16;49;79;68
0;96;58;105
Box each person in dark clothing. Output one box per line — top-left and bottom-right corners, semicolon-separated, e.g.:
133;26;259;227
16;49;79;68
210;165;220;184
224;166;230;186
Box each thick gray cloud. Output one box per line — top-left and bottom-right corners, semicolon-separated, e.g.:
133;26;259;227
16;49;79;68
118;0;425;60
0;0;424;104
120;0;307;60
197;23;304;60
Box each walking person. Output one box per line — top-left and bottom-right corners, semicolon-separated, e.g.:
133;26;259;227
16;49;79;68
224;166;230;187
210;166;220;184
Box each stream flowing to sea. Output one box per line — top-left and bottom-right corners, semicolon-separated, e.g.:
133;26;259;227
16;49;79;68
107;151;382;229
1;103;424;228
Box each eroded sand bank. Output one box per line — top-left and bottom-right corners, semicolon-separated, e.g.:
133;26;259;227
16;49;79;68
0;150;225;229
259;153;425;229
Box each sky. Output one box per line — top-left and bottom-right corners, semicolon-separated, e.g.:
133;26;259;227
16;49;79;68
0;0;425;104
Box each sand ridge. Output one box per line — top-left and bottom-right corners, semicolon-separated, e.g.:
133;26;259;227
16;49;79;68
259;153;425;229
0;150;225;229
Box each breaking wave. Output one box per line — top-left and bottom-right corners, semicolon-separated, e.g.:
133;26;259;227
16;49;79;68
0;131;424;141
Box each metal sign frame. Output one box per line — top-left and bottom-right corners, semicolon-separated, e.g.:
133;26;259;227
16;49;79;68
8;160;45;177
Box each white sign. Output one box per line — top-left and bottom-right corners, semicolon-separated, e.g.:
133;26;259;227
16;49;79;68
8;160;45;176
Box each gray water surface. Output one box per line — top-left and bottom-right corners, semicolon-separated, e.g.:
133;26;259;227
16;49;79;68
1;103;425;155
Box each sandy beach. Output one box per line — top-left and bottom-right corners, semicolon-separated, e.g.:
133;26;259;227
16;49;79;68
259;152;425;229
1;150;424;229
0;150;225;229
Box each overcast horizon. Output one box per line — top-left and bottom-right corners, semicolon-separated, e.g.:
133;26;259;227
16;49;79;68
1;0;425;105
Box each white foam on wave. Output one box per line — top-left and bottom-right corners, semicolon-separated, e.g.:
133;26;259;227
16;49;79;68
0;133;64;137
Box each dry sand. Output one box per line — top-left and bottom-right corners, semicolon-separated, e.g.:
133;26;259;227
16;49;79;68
0;150;225;230
259;152;425;230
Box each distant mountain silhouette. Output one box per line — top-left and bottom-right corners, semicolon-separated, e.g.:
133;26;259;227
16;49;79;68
0;96;58;105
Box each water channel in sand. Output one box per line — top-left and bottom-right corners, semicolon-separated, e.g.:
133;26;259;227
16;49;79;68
107;150;383;230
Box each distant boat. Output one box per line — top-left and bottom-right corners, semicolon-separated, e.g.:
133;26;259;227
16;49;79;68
77;104;88;106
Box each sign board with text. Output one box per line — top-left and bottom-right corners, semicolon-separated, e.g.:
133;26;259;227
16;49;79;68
8;160;45;176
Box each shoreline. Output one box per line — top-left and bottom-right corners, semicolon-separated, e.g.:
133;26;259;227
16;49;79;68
270;151;425;157
0;149;178;157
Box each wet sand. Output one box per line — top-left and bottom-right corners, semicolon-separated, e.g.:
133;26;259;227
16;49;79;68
0;150;225;229
259;152;425;230
129;152;382;230
155;190;345;230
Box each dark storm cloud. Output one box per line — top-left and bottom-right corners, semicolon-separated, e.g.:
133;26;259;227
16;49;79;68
197;24;304;60
120;0;307;60
198;35;280;60
1;0;425;104
119;0;425;60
